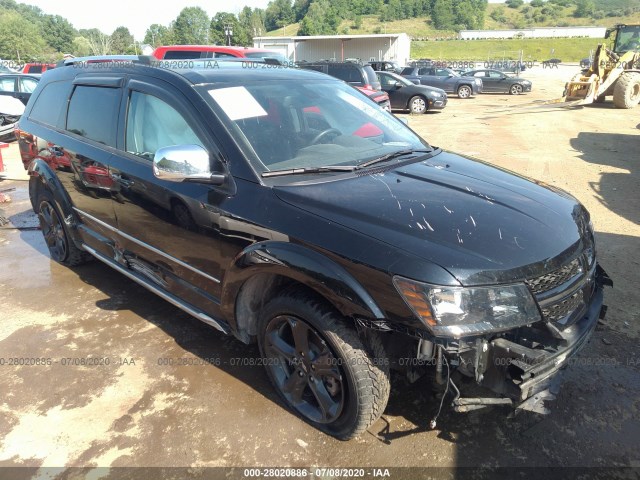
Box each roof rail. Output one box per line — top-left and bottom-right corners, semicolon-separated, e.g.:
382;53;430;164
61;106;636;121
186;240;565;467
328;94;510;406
56;55;153;68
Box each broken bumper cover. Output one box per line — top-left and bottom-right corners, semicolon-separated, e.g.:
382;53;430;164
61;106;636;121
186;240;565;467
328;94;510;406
455;283;606;414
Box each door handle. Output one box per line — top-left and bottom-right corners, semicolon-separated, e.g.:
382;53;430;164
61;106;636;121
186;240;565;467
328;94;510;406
111;173;135;187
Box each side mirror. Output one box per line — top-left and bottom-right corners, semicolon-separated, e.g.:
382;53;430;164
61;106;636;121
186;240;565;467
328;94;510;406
605;28;612;39
394;81;403;89
153;144;226;185
447;73;454;77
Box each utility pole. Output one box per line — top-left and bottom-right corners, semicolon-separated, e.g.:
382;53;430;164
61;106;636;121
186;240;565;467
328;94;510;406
224;24;233;46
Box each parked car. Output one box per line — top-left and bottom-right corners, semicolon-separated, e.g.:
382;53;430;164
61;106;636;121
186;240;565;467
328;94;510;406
17;56;610;439
357;85;391;111
297;61;382;91
377;71;447;113
368;60;403;74
22;63;56;74
400;65;482;98
0;73;40;141
461;69;532;95
152;45;289;65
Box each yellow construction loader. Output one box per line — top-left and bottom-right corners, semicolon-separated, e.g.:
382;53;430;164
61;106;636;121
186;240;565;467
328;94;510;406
564;24;640;108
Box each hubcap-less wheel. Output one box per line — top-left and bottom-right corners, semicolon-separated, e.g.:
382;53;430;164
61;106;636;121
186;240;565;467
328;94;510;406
264;315;344;424
510;84;523;95
458;85;472;98
38;200;68;262
409;96;427;114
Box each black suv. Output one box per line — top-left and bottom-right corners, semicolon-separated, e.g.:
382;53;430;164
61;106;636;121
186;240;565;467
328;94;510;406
18;56;610;439
297;60;382;90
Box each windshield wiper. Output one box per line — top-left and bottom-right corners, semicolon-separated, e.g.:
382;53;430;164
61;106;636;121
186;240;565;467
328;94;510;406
261;165;356;178
357;148;434;169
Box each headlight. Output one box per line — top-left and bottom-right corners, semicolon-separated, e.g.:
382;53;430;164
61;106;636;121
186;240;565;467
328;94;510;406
393;276;541;338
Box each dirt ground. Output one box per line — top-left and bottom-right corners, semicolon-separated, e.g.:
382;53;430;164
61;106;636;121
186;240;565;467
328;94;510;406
0;64;639;479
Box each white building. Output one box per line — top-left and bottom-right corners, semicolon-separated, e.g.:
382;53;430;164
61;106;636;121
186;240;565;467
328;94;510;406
253;34;411;65
459;26;606;40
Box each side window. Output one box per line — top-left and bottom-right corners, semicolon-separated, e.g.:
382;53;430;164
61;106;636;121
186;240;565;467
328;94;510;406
473;71;485;78
435;68;449;76
379;74;395;89
125;91;203;159
29;81;72;128
214;52;236;58
66;86;120;146
20;78;39;93
0;77;15;92
488;71;503;78
417;67;429;75
163;50;202;60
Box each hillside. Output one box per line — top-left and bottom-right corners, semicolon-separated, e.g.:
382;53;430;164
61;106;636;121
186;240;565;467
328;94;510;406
266;0;640;40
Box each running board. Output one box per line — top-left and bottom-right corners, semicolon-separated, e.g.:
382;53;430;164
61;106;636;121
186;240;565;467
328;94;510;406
82;244;230;335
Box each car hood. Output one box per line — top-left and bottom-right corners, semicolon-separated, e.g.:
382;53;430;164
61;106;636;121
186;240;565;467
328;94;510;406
409;84;446;95
274;150;591;285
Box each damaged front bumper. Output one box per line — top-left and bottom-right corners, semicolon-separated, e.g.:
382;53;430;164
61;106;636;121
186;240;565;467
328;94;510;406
446;266;611;415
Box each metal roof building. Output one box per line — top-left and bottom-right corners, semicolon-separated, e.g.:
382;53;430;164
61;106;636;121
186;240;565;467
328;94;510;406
253;34;411;65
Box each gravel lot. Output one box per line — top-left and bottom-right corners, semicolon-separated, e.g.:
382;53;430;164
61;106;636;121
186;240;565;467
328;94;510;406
0;64;638;479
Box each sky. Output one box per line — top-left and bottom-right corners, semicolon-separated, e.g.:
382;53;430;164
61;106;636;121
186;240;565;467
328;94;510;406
20;0;508;41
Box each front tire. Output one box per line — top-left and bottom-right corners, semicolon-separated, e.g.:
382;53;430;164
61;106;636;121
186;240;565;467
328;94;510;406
613;72;640;109
510;84;523;95
37;191;91;266
457;85;472;98
408;95;427;114
258;290;390;439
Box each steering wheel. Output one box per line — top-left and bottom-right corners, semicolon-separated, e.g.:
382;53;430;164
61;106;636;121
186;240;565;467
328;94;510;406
310;128;341;145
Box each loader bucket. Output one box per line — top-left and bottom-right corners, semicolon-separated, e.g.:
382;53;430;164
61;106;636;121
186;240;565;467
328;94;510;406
564;74;598;104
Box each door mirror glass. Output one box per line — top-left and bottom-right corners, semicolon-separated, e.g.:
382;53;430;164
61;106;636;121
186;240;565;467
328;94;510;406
153;144;225;185
394;81;403;89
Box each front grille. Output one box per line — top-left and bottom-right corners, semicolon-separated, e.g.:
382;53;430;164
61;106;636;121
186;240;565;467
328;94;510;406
526;255;592;329
525;257;582;295
541;291;584;323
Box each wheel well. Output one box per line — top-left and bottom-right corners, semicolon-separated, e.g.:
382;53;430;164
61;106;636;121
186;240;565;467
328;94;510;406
234;273;338;344
408;94;426;108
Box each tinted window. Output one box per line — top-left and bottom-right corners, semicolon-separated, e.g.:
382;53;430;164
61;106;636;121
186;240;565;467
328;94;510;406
328;65;362;84
29;81;71;127
214;52;236;58
67;86;120;146
163;50;204;60
400;67;415;75
126;91;203;159
27;65;44;73
418;68;430;75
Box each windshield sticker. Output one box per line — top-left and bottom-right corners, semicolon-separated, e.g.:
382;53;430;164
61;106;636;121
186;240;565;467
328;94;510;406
208;86;268;121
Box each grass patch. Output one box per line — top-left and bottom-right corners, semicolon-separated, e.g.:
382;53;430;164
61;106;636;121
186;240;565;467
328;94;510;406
411;37;602;62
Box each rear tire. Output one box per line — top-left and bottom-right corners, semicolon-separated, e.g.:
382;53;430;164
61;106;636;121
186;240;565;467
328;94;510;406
612;72;640;109
408;95;427;114
37;191;91;266
258;290;390;439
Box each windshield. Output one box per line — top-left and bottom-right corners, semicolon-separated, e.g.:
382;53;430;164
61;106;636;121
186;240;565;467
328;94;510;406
613;25;640;53
204;80;429;175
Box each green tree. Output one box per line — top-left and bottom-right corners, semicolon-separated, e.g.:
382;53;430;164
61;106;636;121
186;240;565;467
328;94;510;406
297;0;339;35
490;6;507;22
574;0;595;17
0;11;50;61
143;24;174;47
79;28;112;55
265;0;294;31
431;0;455;29
174;6;210;44
292;0;311;22
505;0;524;8
530;0;545;7
42;15;75;53
111;26;134;54
71;36;92;56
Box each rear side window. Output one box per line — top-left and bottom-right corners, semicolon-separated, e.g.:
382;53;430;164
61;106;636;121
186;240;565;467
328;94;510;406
27;65;43;73
20;78;38;93
29;81;71;128
163;50;204;60
66;86;120;146
400;67;414;75
328;65;361;84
